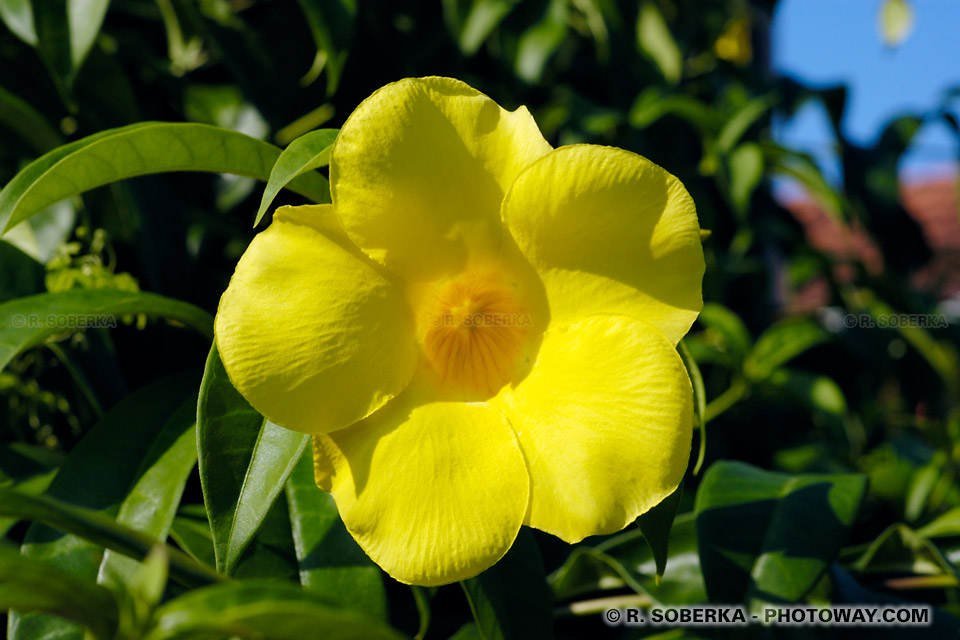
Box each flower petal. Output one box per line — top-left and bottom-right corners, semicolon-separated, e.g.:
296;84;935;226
215;204;417;434
496;315;692;543
501;144;704;345
313;383;529;585
330;76;552;282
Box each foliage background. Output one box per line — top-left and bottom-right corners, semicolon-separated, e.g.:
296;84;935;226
2;0;959;638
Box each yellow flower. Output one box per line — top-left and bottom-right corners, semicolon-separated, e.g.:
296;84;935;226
215;77;704;586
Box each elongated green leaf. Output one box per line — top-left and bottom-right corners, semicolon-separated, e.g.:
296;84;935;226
0;288;213;373
514;0;568;83
766;368;847;418
0;546;118;640
8;376;214;640
743;318;829;382
636;1;681;84
727;142;764;215
695;461;866;610
716;96;775;154
0;122;332;232
254;128;337;226
285;447;387;618
550;514;705;606
0;84;62;152
853;524;955;578
98;399;197;589
918;507;960;539
0;0;35;44
32;0;111;88
461;530;553;640
629;88;718;131
636;483;683;582
295;0;356;94
761;142;846;221
198;345;308;575
457;0;519;55
697;302;753;362
678;339;707;474
0;489;220;586
144;580;406;640
0;445;60;537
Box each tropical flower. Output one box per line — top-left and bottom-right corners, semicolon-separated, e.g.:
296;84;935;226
215;77;704;586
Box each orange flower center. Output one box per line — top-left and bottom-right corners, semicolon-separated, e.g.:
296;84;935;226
422;272;532;399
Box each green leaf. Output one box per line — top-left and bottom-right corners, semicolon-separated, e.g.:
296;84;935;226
32;0;111;88
629;88;718;131
285;447;387;619
0;546;118;640
918;507;960;539
197;344;309;575
457;0;519;55
550;514;705;606
97;398;197;590
636;1;681;84
0;288;214;373
0;122;332;232
678;340;707;474
0;444;61;534
852;524;955;578
0;0;36;44
696;302;753;362
254;128;337;226
461;530;554;640
6;376;219;640
143;580;406;640
765;368;847;418
727;142;764;216
878;0;914;47
761;142;846;221
295;0;356;94
514;0;568;84
0;489;220;586
716;96;775;154
695;461;866;609
449;623;484;640
1;199;76;263
743;318;829;382
636;483;683;582
169;513;217;568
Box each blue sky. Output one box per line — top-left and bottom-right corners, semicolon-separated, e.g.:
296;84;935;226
772;0;959;180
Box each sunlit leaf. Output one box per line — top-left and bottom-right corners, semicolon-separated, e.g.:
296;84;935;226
6;376;215;640
696;302;753;362
636;1;681;84
0;546;118;640
285;448;387;619
636;483;683;583
743;317;830;382
695;461;866;610
295;0;356;94
145;580;407;640
255;128;337;226
97;399;197;590
197;345;309;575
461;530;554;640
0;122;331;232
514;0;568;83
0;289;213;373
